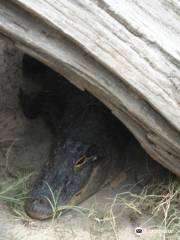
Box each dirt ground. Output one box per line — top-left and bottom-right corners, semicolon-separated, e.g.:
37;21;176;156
0;38;177;240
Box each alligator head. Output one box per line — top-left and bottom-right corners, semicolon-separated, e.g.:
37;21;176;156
25;139;121;220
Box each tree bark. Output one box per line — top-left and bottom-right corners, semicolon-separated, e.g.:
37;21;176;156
0;0;179;175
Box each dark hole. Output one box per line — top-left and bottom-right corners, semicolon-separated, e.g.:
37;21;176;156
19;54;173;211
20;55;173;183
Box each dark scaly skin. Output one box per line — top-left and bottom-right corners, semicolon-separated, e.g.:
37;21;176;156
20;56;131;220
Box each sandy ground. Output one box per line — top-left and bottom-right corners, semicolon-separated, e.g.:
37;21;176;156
0;38;175;240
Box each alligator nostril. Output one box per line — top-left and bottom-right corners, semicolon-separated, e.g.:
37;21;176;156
31;197;52;213
33;197;47;206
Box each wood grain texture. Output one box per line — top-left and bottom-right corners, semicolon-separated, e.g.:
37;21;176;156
10;0;180;131
0;0;179;175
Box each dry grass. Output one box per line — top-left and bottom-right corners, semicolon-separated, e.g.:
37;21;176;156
0;172;34;219
0;168;179;240
91;175;180;240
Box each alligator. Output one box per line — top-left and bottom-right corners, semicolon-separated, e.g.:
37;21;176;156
19;55;131;220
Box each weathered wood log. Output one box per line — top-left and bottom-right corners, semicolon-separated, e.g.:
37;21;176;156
0;0;180;175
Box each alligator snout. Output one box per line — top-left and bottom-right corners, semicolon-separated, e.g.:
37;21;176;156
24;140;98;220
25;196;54;220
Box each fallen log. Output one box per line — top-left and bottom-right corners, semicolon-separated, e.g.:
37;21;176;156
0;0;180;175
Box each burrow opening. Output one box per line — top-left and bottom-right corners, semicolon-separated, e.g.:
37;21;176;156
0;42;174;224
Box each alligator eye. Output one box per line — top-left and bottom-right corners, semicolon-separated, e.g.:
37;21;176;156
74;190;82;197
74;155;87;171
